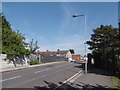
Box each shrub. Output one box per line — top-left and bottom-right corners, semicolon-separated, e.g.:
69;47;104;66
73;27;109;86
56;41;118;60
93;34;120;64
30;58;40;65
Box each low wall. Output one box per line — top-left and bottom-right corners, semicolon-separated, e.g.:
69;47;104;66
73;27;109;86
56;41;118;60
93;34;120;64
41;56;67;63
1;60;14;68
0;54;29;68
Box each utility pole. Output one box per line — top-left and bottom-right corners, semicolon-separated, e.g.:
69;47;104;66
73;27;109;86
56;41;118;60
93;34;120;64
73;14;87;74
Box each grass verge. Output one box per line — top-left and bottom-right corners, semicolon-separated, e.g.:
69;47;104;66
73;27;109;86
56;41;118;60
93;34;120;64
111;76;120;89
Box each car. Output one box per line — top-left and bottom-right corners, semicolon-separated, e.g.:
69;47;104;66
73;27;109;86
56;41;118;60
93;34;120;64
68;59;75;62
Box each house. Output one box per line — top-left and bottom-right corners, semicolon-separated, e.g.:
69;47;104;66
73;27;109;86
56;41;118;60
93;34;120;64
39;49;72;61
39;50;57;57
56;49;72;60
72;54;81;62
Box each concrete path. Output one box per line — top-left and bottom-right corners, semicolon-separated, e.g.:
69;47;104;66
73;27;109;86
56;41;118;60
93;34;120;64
64;68;115;90
73;73;112;88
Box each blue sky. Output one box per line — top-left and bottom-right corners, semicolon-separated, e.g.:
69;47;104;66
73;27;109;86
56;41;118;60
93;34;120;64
2;2;118;55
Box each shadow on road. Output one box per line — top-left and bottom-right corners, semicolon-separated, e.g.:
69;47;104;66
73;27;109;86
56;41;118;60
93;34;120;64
74;64;84;70
33;80;119;90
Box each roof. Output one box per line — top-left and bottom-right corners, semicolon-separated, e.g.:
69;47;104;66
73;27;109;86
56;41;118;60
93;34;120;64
57;50;69;54
37;50;70;56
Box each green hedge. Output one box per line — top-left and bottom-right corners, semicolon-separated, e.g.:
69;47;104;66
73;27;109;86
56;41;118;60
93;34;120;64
30;58;40;65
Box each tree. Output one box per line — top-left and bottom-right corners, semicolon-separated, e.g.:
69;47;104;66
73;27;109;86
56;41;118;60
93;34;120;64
86;25;119;72
116;20;120;72
69;49;75;54
27;39;40;54
1;14;30;66
0;13;2;53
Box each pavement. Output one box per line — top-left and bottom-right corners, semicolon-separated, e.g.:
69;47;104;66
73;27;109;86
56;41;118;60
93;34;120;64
61;68;116;90
69;71;112;89
1;61;116;90
0;61;66;73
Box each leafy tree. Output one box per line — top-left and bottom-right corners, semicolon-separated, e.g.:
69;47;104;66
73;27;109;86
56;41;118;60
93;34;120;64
0;13;2;53
69;49;75;54
116;21;120;72
1;14;30;66
86;25;119;72
27;39;40;53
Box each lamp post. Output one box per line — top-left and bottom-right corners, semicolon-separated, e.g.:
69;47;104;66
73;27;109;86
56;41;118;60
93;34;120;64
73;14;87;74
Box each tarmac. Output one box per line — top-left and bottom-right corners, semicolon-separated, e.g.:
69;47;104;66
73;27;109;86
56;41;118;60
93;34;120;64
1;61;116;90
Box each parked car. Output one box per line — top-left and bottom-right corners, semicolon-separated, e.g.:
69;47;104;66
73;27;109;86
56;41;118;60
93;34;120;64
68;58;75;62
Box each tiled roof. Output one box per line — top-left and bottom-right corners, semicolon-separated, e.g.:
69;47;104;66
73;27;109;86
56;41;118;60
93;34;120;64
56;50;69;54
37;50;69;55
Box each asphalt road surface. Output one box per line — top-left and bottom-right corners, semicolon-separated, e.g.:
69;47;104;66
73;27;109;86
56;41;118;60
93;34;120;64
1;61;83;88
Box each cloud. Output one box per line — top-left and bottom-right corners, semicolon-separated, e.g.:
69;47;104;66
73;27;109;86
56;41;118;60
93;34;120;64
59;3;73;34
39;34;86;55
26;31;46;41
25;3;90;55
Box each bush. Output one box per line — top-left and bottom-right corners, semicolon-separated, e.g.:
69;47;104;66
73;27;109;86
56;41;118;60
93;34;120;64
30;58;40;65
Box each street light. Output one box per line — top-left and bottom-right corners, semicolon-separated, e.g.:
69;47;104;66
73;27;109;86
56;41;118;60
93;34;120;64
73;14;87;74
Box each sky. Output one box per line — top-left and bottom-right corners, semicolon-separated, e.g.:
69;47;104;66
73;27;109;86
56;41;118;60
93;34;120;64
2;2;118;55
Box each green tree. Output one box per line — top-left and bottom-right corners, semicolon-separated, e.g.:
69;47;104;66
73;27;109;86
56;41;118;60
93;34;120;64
116;21;120;72
86;25;119;72
0;13;2;53
27;39;40;53
1;14;30;66
69;49;75;54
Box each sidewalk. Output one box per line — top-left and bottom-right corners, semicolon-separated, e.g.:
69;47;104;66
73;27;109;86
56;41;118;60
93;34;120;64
65;69;118;90
0;61;65;73
73;72;112;88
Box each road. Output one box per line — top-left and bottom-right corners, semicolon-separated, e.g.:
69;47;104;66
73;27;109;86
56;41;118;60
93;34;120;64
1;61;83;89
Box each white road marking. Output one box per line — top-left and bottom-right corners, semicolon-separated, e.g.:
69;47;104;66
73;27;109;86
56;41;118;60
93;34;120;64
0;76;21;82
63;70;83;83
69;74;84;83
35;68;51;73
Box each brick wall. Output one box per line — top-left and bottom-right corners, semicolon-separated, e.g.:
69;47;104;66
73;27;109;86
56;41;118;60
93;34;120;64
72;54;81;62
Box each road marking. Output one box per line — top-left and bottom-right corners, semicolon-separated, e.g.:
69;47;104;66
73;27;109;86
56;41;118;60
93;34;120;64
35;68;51;73
69;74;84;83
63;70;83;83
0;76;21;82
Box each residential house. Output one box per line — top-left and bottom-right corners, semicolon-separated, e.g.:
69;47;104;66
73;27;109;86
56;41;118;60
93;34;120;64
56;49;72;59
39;49;72;62
39;50;56;57
72;54;81;62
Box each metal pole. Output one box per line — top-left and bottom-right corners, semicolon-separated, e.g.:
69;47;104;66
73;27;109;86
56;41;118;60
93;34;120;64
84;15;87;74
72;14;87;74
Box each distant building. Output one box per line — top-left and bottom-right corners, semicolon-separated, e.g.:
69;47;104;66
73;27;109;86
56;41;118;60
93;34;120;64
39;50;56;57
72;54;81;62
39;49;72;60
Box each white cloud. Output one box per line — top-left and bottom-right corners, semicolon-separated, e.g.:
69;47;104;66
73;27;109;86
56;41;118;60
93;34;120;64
24;3;91;55
58;3;73;34
39;34;86;55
